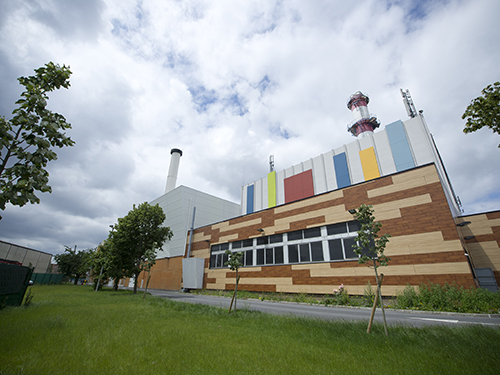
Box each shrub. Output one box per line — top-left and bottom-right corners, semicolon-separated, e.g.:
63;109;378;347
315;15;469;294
396;282;500;313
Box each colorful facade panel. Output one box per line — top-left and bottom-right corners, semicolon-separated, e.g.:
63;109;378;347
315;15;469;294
284;169;314;204
359;147;381;181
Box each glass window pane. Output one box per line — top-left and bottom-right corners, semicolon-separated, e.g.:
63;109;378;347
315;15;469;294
257;236;269;245
222;253;229;266
348;221;361;233
242;239;253;248
270;234;283;243
344;237;357;259
327;223;347;235
211;244;219;253
245;250;253;266
311;241;324;261
288;244;299;263
300;244;310;262
210;255;216;268
220;243;229;251
216;254;223;268
288;230;302;241
266;248;273;264
329;239;343;260
232;241;242;249
257;249;265;265
275;247;284;264
304;227;321;239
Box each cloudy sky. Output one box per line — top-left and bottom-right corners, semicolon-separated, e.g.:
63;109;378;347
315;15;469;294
1;0;499;255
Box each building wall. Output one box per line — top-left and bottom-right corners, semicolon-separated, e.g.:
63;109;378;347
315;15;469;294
241;115;461;218
0;240;52;273
135;257;184;290
188;164;474;296
150;185;240;258
458;211;500;286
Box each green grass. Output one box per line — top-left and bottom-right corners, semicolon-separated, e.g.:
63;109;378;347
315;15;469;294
1;285;499;374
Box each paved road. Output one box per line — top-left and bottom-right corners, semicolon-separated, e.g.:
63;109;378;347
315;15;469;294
145;289;500;328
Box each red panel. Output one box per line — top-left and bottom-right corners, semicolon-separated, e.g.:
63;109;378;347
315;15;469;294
284;169;314;204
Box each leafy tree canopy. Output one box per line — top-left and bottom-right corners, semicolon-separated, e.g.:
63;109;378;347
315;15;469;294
462;81;500;147
54;246;91;285
0;62;74;218
108;202;173;293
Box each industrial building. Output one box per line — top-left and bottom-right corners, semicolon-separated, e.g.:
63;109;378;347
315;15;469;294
130;90;499;295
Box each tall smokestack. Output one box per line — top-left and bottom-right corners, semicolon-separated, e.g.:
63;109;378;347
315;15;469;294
165;148;183;194
346;91;380;138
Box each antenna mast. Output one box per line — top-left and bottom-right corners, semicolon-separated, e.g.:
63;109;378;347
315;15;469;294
400;89;417;118
269;155;275;172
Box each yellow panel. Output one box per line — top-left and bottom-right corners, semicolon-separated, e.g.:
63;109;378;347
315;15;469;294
359;147;380;181
268;171;276;208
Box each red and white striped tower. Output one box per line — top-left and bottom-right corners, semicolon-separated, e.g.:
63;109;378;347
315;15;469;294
347;91;380;138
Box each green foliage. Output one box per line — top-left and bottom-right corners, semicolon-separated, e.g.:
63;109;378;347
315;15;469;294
351;204;391;267
0;62;74;217
224;249;243;271
396;283;500;313
54;246;92;285
363;281;375;305
462;81;500;147
107;202;173;293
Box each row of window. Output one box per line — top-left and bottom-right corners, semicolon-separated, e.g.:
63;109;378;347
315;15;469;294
209;221;364;269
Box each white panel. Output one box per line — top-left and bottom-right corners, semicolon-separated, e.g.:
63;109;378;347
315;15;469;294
182;258;205;289
345;140;364;184
241;185;247;215
358;132;375;150
284;166;294;178
302;159;313;171
373;128;397;176
262;175;269;209
254;178;263;212
0;242;10;258
323;150;337;191
312;155;327;194
276;170;285;206
403;117;436;166
292;162;304;175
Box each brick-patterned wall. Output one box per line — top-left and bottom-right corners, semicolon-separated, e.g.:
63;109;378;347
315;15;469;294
459;210;500;286
135;256;183;290
188;164;475;296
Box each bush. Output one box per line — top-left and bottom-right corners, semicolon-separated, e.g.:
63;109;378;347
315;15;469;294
396;282;500;313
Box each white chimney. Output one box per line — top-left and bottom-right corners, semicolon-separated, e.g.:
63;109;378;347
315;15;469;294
165;148;183;193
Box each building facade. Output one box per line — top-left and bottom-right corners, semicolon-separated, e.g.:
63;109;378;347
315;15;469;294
133;91;499;295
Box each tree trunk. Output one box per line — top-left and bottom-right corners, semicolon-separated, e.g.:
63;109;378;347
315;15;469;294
73;274;80;285
133;272;139;294
373;263;388;336
367;274;383;333
229;273;241;313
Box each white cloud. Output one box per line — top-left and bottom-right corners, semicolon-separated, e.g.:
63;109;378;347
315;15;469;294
1;0;499;254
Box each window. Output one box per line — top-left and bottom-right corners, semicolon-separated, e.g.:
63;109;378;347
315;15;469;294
209;220;361;269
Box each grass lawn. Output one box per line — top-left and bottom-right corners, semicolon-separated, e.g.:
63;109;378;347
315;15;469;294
1;285;499;374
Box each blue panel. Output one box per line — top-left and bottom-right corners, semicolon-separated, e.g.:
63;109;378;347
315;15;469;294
246;185;254;214
386;120;415;172
333;153;351;188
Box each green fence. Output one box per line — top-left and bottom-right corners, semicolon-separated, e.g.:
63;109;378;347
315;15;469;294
0;262;33;307
32;273;63;285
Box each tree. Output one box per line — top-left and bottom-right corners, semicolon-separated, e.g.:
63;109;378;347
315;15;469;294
54;246;91;285
462;81;500;147
351;204;391;335
90;240;123;291
109;202;173;294
224;250;243;313
0;62;75;218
